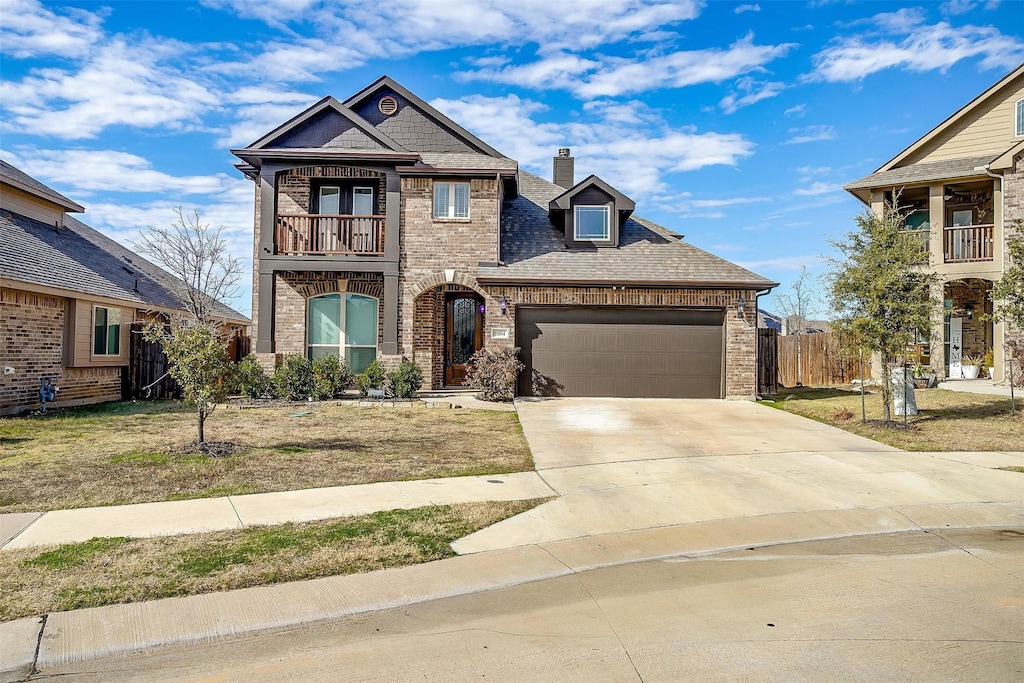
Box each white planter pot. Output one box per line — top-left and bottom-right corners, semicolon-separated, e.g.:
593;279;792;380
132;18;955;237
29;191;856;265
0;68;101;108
962;365;980;379
988;367;995;380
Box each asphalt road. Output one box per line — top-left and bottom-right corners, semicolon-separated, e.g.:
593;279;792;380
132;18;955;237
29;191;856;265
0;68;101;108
35;528;1024;682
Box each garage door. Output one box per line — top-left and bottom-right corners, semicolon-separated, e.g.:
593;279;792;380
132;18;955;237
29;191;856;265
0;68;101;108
516;307;724;398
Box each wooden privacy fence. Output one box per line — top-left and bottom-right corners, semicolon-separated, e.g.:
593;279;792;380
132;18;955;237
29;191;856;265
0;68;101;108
766;331;869;390
127;324;251;400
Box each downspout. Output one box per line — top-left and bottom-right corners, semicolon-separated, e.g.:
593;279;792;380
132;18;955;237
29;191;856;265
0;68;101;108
754;286;774;398
978;164;1006;382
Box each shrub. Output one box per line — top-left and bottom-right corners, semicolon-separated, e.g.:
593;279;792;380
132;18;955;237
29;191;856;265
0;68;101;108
234;355;278;399
274;354;314;401
387;358;423;399
357;359;387;396
465;347;524;402
310;354;354;400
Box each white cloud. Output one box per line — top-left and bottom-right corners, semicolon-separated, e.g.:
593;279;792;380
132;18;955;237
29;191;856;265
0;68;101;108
460;33;796;98
0;0;105;59
0;39;218;139
793;181;841;196
3;148;236;195
430;94;755;197
736;254;823;271
785;125;836;144
735;4;761;13
719;77;785;114
940;0;977;15
784;104;807;117
796;165;831;181
809;18;1024;82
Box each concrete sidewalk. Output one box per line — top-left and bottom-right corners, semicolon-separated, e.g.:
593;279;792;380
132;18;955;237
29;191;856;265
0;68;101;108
0;471;555;550
938;378;1017;395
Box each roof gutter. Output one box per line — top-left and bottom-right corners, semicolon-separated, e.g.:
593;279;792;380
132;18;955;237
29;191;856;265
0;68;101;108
476;276;781;289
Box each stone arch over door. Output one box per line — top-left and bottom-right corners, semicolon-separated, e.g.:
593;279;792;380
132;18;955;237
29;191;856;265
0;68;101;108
411;280;486;389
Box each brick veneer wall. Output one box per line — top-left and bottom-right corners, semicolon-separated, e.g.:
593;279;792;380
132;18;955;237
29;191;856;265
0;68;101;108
1002;154;1023;342
1;287;121;415
279;167;387;216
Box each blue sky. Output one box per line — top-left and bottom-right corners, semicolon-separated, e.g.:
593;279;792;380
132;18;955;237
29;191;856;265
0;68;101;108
2;0;1022;317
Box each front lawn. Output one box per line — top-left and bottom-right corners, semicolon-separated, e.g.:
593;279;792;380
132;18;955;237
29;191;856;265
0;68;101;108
0;500;544;621
764;387;1024;451
0;401;533;512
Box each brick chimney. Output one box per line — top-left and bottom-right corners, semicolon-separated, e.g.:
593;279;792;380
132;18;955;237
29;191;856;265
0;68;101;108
553;148;574;189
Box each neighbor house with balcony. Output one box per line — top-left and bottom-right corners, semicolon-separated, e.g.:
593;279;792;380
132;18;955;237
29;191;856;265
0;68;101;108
844;63;1024;382
233;76;776;399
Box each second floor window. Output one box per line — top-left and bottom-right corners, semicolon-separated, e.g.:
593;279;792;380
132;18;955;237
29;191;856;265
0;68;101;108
575;205;610;241
434;182;470;219
1016;97;1023;137
93;306;121;356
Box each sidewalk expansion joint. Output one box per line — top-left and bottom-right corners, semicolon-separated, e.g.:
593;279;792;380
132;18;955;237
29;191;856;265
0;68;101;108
31;613;47;678
226;497;245;528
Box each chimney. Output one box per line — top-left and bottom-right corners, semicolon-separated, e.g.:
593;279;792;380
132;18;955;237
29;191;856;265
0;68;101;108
553;148;574;189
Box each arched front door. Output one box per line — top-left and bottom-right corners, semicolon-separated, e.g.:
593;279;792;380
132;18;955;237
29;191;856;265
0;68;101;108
445;293;483;386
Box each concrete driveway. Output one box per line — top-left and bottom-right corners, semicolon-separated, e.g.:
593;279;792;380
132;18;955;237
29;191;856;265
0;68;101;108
454;398;1024;553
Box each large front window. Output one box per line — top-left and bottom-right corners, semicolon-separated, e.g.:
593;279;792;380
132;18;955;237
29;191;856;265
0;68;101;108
93;306;121;356
433;182;470;219
575;205;610;240
306;293;378;372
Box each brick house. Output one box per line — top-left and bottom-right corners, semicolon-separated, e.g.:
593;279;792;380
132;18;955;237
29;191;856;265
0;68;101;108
234;77;777;399
0;160;250;415
844;63;1024;381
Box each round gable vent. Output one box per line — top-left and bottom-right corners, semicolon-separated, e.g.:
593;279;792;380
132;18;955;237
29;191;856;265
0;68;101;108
378;95;399;116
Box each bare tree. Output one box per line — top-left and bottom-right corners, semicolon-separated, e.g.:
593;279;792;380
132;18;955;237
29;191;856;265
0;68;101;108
135;208;243;445
771;266;821;387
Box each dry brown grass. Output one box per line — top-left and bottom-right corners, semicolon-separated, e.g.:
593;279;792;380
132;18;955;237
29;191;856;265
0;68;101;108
766;387;1024;451
0;401;533;512
0;500;543;622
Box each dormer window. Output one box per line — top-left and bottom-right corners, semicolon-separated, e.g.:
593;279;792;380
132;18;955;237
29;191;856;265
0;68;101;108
575;205;610;241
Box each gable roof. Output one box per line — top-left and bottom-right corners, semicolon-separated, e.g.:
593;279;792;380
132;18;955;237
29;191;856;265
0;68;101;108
0;209;248;323
343;76;506;158
844;154;999;192
479;171;776;289
242;96;407;153
0;159;84;213
549;174;636;212
876;63;1024;174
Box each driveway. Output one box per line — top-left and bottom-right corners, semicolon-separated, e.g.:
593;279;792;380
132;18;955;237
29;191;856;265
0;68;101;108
454;398;1024;553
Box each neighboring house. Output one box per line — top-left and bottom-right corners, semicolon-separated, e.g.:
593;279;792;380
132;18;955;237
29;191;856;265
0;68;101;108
758;309;783;332
233;77;777;399
782;315;831;336
0;160;250;415
845;63;1024;381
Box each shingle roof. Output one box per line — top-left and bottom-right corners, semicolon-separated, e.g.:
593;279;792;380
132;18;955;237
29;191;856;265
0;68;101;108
0;160;84;212
416;152;517;170
843;154;999;191
479;171;777;288
0;209;249;323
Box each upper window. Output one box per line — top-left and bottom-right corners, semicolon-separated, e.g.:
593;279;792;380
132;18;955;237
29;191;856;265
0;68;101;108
1016;98;1024;137
574;205;610;241
433;182;470;219
307;293;378;373
93;306;121;356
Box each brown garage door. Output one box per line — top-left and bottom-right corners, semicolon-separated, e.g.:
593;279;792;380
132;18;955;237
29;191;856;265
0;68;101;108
516;307;724;398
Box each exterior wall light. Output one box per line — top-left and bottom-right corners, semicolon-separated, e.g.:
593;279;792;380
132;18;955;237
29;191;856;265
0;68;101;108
499;296;509;314
736;297;747;318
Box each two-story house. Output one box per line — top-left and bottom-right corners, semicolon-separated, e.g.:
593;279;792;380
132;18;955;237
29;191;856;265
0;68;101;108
234;77;777;399
0;160;250;415
844;63;1023;382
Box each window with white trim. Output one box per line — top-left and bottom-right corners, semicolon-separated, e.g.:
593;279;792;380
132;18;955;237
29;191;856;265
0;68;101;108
1016;97;1024;137
93;306;121;356
574;205;610;241
306;293;378;373
433;182;470;219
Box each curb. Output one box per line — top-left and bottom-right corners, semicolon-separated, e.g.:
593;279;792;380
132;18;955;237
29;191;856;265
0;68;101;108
2;501;1020;678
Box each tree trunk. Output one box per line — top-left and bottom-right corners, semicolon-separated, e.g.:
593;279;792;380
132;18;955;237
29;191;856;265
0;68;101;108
197;407;205;443
880;353;892;422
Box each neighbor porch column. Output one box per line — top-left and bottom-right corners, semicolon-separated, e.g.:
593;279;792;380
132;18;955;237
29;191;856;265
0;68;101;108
256;271;275;354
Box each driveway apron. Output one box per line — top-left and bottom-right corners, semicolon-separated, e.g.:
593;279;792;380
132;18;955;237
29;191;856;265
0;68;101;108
452;398;1024;553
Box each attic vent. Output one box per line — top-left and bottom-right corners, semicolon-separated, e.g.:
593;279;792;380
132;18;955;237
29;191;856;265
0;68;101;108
378;95;399;116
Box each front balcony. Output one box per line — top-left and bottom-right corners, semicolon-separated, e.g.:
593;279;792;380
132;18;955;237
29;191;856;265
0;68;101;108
943;224;994;263
275;214;386;256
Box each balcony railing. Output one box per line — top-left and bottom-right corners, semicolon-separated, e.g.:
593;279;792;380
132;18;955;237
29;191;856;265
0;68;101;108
903;229;930;253
275;214;385;256
943;224;994;263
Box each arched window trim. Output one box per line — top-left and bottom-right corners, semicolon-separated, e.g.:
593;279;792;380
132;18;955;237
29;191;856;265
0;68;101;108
306;292;379;371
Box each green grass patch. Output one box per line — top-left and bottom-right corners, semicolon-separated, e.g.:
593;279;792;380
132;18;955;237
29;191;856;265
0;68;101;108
274;445;311;454
22;537;131;571
0;500;547;621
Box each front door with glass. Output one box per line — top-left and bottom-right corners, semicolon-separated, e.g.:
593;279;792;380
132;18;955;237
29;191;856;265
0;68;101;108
445;294;482;386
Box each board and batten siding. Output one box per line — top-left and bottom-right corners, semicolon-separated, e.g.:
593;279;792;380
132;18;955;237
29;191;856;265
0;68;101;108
910;79;1024;164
